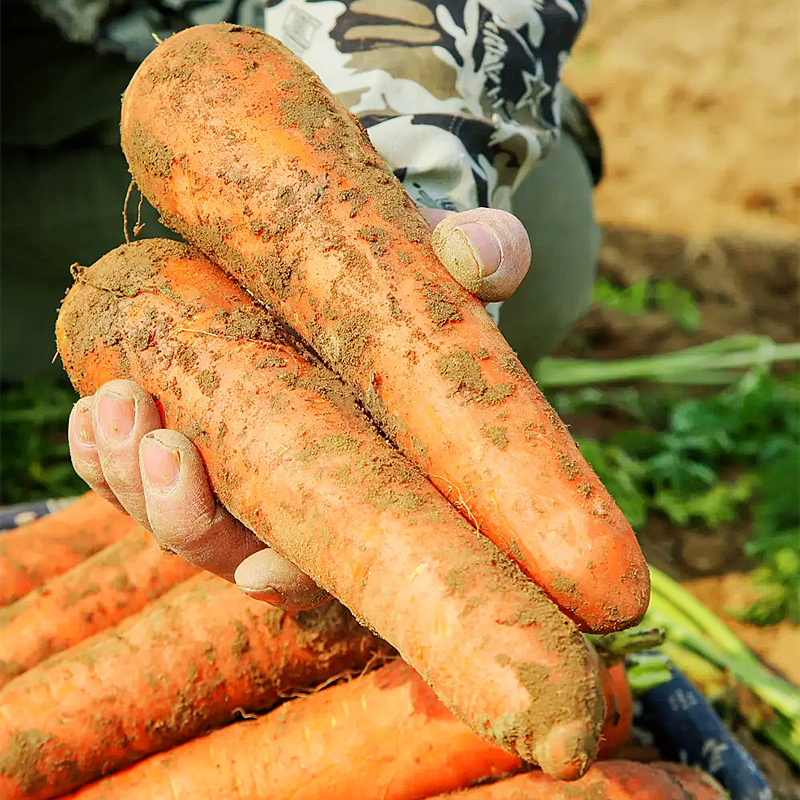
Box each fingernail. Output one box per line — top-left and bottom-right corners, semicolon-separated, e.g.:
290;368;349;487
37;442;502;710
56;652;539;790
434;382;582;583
457;223;502;277
97;390;135;442
238;585;287;606
141;436;181;492
75;406;95;447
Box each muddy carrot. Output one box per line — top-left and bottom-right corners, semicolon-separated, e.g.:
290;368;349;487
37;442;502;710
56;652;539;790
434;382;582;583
0;491;138;606
119;22;649;634
0;531;199;686
60;659;524;800
427;761;730;799
55;239;604;778
597;661;634;759
0;573;386;800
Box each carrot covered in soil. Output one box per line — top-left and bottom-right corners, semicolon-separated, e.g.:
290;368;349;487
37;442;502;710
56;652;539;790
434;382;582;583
597;661;634;759
0;530;199;687
55;239;604;777
61;659;525;800
427;761;731;799
0;491;138;606
119;22;649;634
0;574;386;800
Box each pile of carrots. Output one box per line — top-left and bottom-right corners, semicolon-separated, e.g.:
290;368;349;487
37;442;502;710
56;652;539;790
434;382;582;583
0;496;729;799
0;22;730;799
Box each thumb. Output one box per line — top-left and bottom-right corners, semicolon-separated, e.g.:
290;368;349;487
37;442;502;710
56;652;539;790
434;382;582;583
424;208;531;303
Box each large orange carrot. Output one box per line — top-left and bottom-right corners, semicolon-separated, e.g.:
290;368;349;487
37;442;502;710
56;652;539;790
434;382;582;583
56;239;604;778
119;22;649;634
0;531;199;686
0;491;138;606
427;761;730;799
0;573;386;800
61;660;524;800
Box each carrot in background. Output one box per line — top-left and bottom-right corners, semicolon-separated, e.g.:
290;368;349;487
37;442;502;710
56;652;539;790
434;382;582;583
56;238;605;779
0;491;138;606
0;530;199;686
652;762;733;800
119;22;649;634
427;761;730;799
597;661;634;759
0;574;387;800
61;659;524;800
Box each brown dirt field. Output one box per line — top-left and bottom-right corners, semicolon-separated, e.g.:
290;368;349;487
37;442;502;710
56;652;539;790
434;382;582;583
563;0;800;241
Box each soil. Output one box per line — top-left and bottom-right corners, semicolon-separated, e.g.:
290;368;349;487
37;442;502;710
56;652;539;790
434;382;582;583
556;3;799;792
562;0;800;242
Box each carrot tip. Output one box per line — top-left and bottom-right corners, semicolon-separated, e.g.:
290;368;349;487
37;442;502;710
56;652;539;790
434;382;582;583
528;720;599;781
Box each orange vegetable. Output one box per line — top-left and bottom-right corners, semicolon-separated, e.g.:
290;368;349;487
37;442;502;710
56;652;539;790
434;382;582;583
61;660;524;800
652;763;732;800
55;239;604;778
0;530;199;687
428;761;730;799
597;661;634;759
119;22;649;634
0;492;138;606
0;574;385;800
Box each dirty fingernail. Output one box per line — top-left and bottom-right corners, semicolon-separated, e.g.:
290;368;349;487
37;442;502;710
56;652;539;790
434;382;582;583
457;223;502;277
75;405;96;447
141;436;181;492
97;391;135;442
238;585;287;606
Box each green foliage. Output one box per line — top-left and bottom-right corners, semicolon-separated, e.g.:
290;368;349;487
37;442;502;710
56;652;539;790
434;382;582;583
0;379;86;505
552;371;800;625
593;277;702;332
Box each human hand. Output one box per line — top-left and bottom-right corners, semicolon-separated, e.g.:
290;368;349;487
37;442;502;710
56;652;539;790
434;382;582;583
67;207;531;610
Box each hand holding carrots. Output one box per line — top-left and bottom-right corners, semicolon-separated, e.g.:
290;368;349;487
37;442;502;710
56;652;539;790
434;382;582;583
67;207;533;610
55;24;650;779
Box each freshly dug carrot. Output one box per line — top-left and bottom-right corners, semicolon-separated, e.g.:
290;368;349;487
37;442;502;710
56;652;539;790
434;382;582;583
428;761;730;799
119;22;649;634
61;659;524;800
0;530;199;687
0;573;386;800
597;661;634;759
0;491;138;606
55;239;604;778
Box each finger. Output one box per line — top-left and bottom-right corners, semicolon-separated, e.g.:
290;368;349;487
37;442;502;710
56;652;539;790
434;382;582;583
235;549;330;611
91;379;164;528
139;429;267;584
68;396;124;510
418;207;452;228
430;208;532;303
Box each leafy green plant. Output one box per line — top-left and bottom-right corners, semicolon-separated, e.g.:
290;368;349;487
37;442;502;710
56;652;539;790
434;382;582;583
0;380;85;505
592;277;702;332
547;369;800;625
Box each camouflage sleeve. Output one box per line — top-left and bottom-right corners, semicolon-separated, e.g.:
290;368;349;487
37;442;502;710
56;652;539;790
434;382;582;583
32;0;587;211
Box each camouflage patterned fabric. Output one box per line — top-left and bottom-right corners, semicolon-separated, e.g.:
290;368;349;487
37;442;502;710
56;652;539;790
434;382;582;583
4;0;600;379
32;0;589;211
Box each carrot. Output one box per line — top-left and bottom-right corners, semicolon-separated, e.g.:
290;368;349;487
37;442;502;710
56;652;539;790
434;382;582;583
0;491;138;606
597;661;634;759
652;763;732;800
55;238;604;778
60;660;524;800
119;22;649;634
0;530;199;687
427;761;730;799
0;573;386;800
